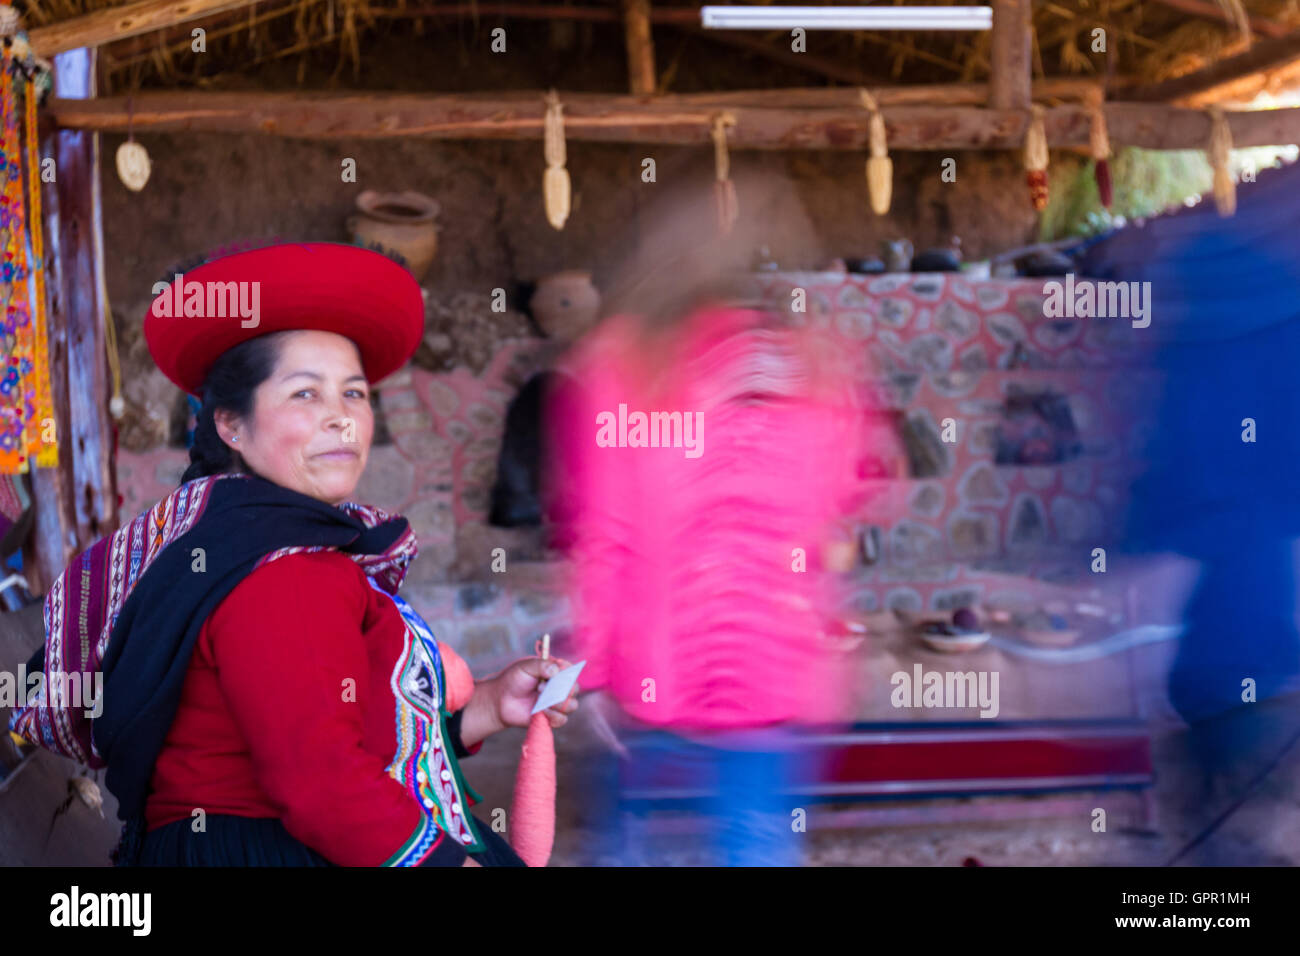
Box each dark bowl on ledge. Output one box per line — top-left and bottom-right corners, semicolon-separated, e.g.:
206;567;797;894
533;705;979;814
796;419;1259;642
844;257;887;274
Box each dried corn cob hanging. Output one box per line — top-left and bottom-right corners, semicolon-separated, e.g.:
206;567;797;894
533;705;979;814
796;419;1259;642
1086;88;1113;209
711;112;738;236
1208;105;1236;217
543;90;570;230
859;88;892;216
1023;103;1050;212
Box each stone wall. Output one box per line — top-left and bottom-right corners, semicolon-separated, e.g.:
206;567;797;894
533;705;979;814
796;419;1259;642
751;270;1150;622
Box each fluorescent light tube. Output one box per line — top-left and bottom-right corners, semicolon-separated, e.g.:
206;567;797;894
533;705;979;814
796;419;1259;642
701;5;993;31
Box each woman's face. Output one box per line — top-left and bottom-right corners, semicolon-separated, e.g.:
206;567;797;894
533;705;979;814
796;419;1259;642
216;330;374;506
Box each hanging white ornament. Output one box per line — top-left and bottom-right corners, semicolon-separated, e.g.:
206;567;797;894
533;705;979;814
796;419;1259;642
116;140;151;192
116;95;150;192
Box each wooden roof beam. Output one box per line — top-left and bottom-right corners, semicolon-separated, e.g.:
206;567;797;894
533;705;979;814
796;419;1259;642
44;91;1300;150
1147;0;1289;40
29;0;264;57
1124;28;1300;104
622;0;656;95
643;80;1104;108
676;25;895;87
102;0;308;64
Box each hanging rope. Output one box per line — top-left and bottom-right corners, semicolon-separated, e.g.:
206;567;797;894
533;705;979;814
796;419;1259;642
859;88;892;216
543;89;570;231
711;111;738;236
1208;105;1236;217
1085;87;1113;209
1023;103;1050;212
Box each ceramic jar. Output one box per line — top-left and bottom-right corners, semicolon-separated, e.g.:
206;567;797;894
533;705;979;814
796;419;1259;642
529;271;601;341
881;238;914;273
347;190;440;281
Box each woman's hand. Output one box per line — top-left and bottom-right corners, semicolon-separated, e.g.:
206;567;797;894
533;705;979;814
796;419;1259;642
493;657;581;730
458;657;581;749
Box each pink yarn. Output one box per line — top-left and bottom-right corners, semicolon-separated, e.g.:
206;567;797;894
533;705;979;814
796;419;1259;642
509;713;557;867
439;640;555;867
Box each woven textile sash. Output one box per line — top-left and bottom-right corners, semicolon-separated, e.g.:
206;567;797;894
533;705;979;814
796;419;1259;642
8;473;418;769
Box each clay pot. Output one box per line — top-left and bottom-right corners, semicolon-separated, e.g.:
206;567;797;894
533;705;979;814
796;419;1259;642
347;190;440;281
529;271;601;342
881;238;914;273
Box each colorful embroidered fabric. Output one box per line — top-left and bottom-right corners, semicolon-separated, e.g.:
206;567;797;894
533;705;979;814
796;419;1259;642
0;41;56;473
22;75;53;467
9;471;484;865
9;477;219;765
9;474;421;765
376;581;484;863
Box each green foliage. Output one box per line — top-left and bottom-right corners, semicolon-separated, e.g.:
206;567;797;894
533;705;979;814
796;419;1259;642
1037;145;1297;241
1037;147;1213;241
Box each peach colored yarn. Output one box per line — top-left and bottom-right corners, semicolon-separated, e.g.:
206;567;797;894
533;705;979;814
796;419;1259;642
438;640;555;867
439;642;475;712
510;713;556;867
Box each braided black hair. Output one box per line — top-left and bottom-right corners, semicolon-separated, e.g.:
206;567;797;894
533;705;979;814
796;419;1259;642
180;333;288;485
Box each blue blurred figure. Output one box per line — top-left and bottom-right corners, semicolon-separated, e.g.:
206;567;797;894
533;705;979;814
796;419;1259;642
1080;167;1300;806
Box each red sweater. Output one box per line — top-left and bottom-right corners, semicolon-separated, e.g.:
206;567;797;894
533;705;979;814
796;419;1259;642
144;549;479;866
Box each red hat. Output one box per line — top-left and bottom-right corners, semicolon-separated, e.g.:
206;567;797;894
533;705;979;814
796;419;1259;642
144;242;424;399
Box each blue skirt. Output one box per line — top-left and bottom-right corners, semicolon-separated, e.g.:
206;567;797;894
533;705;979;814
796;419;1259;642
139;814;525;867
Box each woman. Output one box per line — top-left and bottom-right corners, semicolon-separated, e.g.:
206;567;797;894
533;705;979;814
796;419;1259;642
548;172;895;865
16;242;579;866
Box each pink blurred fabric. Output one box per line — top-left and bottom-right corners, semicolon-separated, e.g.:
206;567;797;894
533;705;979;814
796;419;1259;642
549;305;897;733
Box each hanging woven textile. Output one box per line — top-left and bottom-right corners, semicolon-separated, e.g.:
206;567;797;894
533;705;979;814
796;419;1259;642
0;26;57;473
23;74;54;467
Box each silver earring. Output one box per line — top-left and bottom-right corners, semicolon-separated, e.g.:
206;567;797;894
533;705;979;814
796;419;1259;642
231;436;239;443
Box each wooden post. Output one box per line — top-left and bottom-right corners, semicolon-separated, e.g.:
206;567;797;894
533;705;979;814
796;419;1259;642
25;48;118;595
623;0;656;95
989;0;1032;110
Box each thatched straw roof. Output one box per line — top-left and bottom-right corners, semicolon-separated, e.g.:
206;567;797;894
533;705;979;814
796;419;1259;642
15;0;1300;97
